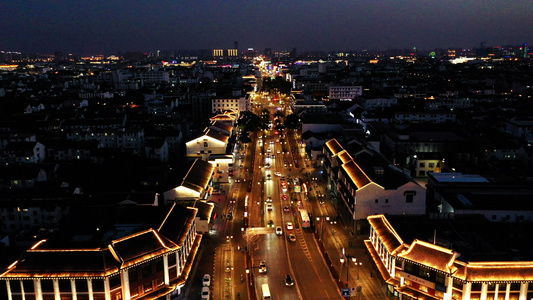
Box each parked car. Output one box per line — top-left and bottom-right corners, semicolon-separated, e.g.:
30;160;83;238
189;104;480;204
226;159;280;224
202;274;211;287
283;205;290;212
286;222;293;230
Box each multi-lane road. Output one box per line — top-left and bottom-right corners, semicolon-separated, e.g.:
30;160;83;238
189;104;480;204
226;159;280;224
242;93;342;299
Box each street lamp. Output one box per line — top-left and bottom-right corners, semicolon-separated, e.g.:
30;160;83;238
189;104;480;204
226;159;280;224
340;251;362;289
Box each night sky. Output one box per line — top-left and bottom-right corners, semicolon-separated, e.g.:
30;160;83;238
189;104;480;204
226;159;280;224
1;0;532;55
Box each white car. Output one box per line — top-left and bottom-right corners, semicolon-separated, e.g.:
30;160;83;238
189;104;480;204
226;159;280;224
275;226;283;236
286;222;293;230
201;286;210;299
202;274;210;287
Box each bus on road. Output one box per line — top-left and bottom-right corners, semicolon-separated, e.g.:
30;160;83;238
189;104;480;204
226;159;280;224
262;283;271;299
299;209;311;229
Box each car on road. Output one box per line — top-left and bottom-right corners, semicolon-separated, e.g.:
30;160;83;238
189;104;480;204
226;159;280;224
266;174;271;180
286;222;293;230
267;220;274;227
274;172;282;177
202;274;211;287
283;205;290;212
275;226;283;236
277;149;281;154
201;286;210;299
259;261;267;273
285;274;294;286
266;203;273;211
288;234;296;242
265;163;270;168
266;197;273;202
281;194;288;201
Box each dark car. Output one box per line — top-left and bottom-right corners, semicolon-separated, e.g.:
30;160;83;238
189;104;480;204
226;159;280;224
285;274;294;286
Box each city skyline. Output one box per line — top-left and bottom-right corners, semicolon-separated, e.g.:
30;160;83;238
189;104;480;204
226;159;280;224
2;0;532;56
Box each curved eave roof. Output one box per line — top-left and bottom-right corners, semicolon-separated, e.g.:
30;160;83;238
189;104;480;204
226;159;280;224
397;240;457;274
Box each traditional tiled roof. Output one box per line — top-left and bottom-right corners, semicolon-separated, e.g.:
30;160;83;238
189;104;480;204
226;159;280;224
1;204;198;279
463;262;533;282
337;150;353;164
204;128;229;144
181;159;215;193
0;247;119;278
111;229;175;268
341;160;372;189
368;215;403;253
158;203;197;245
397;240;458;274
325;139;344;156
209;114;235;122
210;121;233;133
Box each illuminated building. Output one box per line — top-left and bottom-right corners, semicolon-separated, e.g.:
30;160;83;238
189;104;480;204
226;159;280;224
227;49;238;57
328;85;363;101
211;97;246;113
323;139;426;233
212;49;224;57
367;214;533;300
0;203;202;300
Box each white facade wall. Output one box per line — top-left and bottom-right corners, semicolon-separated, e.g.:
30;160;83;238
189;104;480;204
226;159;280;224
355;181;426;220
186;137;226;157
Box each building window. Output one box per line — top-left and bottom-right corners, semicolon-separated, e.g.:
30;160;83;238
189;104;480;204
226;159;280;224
428;163;435;168
168;253;176;266
92;280;105;292
419;162;426;168
128;268;138;282
405;193;414;203
109;275;121;289
375;199;378;204
141;264;152;278
471;282;482;291
76;279;88;292
203;142;208;147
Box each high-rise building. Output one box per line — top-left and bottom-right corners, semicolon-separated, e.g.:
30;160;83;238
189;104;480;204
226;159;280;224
228;49;238;57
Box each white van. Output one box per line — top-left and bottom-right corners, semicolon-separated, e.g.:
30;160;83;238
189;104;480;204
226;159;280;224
262;283;271;299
